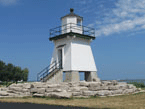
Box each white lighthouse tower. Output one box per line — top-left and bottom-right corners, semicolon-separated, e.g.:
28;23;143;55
37;9;100;83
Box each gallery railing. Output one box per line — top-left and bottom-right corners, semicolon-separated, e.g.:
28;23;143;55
49;23;95;38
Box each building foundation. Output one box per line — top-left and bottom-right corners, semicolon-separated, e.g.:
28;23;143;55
64;71;80;82
85;71;100;82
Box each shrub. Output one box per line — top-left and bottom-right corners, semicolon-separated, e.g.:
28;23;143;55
129;82;145;88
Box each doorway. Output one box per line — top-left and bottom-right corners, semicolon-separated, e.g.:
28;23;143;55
58;49;63;69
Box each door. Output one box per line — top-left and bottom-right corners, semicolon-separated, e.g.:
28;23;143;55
58;49;63;69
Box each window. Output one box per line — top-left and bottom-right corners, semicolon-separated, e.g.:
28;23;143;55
77;19;81;26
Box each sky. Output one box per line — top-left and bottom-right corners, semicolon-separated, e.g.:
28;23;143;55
0;0;145;81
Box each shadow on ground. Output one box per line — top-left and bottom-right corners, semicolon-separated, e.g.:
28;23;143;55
0;102;110;109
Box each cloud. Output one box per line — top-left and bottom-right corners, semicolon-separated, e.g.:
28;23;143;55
75;0;145;37
0;0;18;6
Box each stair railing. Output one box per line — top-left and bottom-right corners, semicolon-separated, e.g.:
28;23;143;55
37;60;62;82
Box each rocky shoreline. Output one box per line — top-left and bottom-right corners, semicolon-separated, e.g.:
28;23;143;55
0;80;142;98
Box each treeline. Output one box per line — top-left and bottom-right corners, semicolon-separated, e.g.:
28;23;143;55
0;60;29;82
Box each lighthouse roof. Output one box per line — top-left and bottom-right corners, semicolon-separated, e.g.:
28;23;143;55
61;8;83;20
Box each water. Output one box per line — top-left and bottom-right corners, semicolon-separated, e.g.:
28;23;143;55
118;79;145;84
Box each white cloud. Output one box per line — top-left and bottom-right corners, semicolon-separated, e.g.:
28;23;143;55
96;0;145;37
0;0;18;6
75;0;145;37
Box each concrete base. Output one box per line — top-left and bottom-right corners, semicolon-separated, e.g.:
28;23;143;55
85;71;100;82
64;71;80;82
46;69;63;83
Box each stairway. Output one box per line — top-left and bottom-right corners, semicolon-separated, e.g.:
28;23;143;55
37;60;62;82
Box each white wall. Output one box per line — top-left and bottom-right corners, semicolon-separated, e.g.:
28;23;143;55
50;37;72;71
61;17;82;34
50;36;97;72
71;37;97;72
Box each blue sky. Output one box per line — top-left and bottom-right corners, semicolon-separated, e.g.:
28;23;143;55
0;0;145;81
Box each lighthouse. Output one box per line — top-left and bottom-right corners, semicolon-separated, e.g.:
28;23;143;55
37;9;100;83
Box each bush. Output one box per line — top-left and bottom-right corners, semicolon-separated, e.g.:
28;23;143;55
129;82;145;88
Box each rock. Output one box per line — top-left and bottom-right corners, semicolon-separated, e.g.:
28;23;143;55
15;84;24;87
108;86;119;90
117;84;129;90
112;89;123;94
22;89;30;93
72;92;82;96
101;86;109;90
37;88;45;94
33;93;45;97
68;82;79;87
7;90;15;93
9;87;22;92
137;88;142;91
79;81;89;87
82;91;97;96
23;83;34;89
123;89;134;94
24;92;31;96
92;78;100;82
89;86;102;91
88;82;101;87
33;83;43;88
128;84;136;89
118;82;127;85
30;88;38;93
69;87;81;92
45;93;52;97
50;92;72;99
102;81;112;86
46;88;56;92
80;87;88;91
47;84;58;88
53;89;62;92
69;87;88;92
1;88;8;91
95;90;112;96
0;92;9;96
112;80;118;85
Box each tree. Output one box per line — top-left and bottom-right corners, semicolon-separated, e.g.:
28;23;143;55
13;66;22;83
0;60;6;81
6;63;14;81
22;68;29;81
0;60;29;83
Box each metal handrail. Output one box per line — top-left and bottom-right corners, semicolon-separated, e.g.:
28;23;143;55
37;60;62;82
49;23;95;38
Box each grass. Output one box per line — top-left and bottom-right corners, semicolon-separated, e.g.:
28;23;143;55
0;92;145;109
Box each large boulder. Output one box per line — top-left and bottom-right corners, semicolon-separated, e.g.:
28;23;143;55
37;88;46;94
102;81;112;86
108;86;120;90
112;89;123;94
79;81;89;87
72;92;82;96
30;88;38;93
0;91;9;96
47;84;59;88
112;80;118;85
89;86;102;91
69;87;88;92
82;91;97;96
33;93;45;97
88;82;101;87
123;89;134;94
9;87;22;92
50;92;72;99
22;89;30;93
95;90;113;96
23;83;34;89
